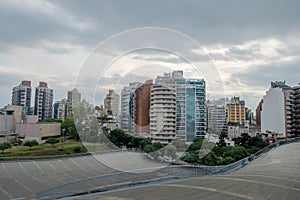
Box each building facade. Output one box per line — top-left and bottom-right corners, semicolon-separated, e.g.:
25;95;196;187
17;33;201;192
207;99;226;133
261;81;292;138
67;88;81;117
133;80;153;135
256;99;263;126
120;82;141;132
226;96;245;124
53;99;68;120
150;72;177;144
34;82;53;121
292;84;300;137
175;78;206;143
104;90;120;117
11;80;32;114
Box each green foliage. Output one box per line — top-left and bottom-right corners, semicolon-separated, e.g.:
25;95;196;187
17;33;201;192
40;118;62;123
233;134;267;149
73;146;81;153
23;140;39;150
61;117;79;141
180;134;264;166
143;144;155;153
217;131;228;147
163;145;177;163
188;138;203;152
181;152;198;164
202;152;220;166
222;156;235;165
0;142;12;153
46;137;59;147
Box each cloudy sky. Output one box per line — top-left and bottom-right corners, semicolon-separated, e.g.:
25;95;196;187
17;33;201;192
0;0;299;110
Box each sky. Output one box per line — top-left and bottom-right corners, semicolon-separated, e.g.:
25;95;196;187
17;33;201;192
0;0;300;111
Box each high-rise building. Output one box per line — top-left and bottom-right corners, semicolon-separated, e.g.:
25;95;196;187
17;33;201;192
133;80;153;135
292;84;300;137
207;99;226;133
150;71;206;144
261;81;293;138
104;90;120;117
256;99;263;126
11;80;32;114
120;82;141;132
67;88;81;107
175;78;206;143
53;99;68;120
226;96;245;124
67;88;81;117
150;72;178;144
34;82;53;121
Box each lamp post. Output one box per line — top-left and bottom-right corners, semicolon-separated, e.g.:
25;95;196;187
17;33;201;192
62;128;65;149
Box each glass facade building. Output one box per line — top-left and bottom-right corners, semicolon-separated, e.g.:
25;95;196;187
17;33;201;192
175;78;206;143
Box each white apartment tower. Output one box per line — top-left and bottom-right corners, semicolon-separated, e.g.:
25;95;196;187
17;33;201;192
261;81;293;137
34;82;53;121
11;80;32;114
207;100;226;133
150;72;179;144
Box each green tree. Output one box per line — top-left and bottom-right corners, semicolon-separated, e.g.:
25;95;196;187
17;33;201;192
181;152;198;164
163;145;177;163
61;117;79;140
143;144;155;153
217;131;228;147
23;140;39;150
202;152;220;166
46;137;60;148
222;156;235;165
0;142;12;153
188;138;203;152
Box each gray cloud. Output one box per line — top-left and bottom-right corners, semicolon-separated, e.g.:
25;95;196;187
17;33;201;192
0;0;300;109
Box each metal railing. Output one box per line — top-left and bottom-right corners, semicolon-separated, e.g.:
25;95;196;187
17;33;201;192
36;137;300;199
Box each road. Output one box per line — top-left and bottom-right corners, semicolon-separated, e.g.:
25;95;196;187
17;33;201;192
73;142;300;200
0;151;166;199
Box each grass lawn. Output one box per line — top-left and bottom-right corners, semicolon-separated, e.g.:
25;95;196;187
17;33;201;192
0;139;109;157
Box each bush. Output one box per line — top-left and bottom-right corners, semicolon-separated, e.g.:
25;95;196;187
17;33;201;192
222;157;235;165
46;137;59;148
73;146;81;153
23;140;39;150
0;142;12;153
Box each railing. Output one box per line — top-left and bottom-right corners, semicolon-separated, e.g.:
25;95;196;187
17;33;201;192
36;137;300;199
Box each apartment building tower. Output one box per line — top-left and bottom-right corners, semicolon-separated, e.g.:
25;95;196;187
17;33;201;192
34;82;53;121
11;80;32;114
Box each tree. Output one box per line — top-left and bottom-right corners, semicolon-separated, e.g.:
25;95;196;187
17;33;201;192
143;144;155;153
23;140;39;150
163;145;177;163
217;131;228;147
188;138;203;152
0;142;12;153
61;117;79;140
46;137;59;148
202;152;220;166
172;138;186;150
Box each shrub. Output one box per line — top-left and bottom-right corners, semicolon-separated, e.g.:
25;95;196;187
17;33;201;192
73;146;81;153
23;140;39;150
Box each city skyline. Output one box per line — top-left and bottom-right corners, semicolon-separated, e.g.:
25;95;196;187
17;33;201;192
0;0;300;111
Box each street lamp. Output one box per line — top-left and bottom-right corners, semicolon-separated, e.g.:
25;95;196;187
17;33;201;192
62;128;66;149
